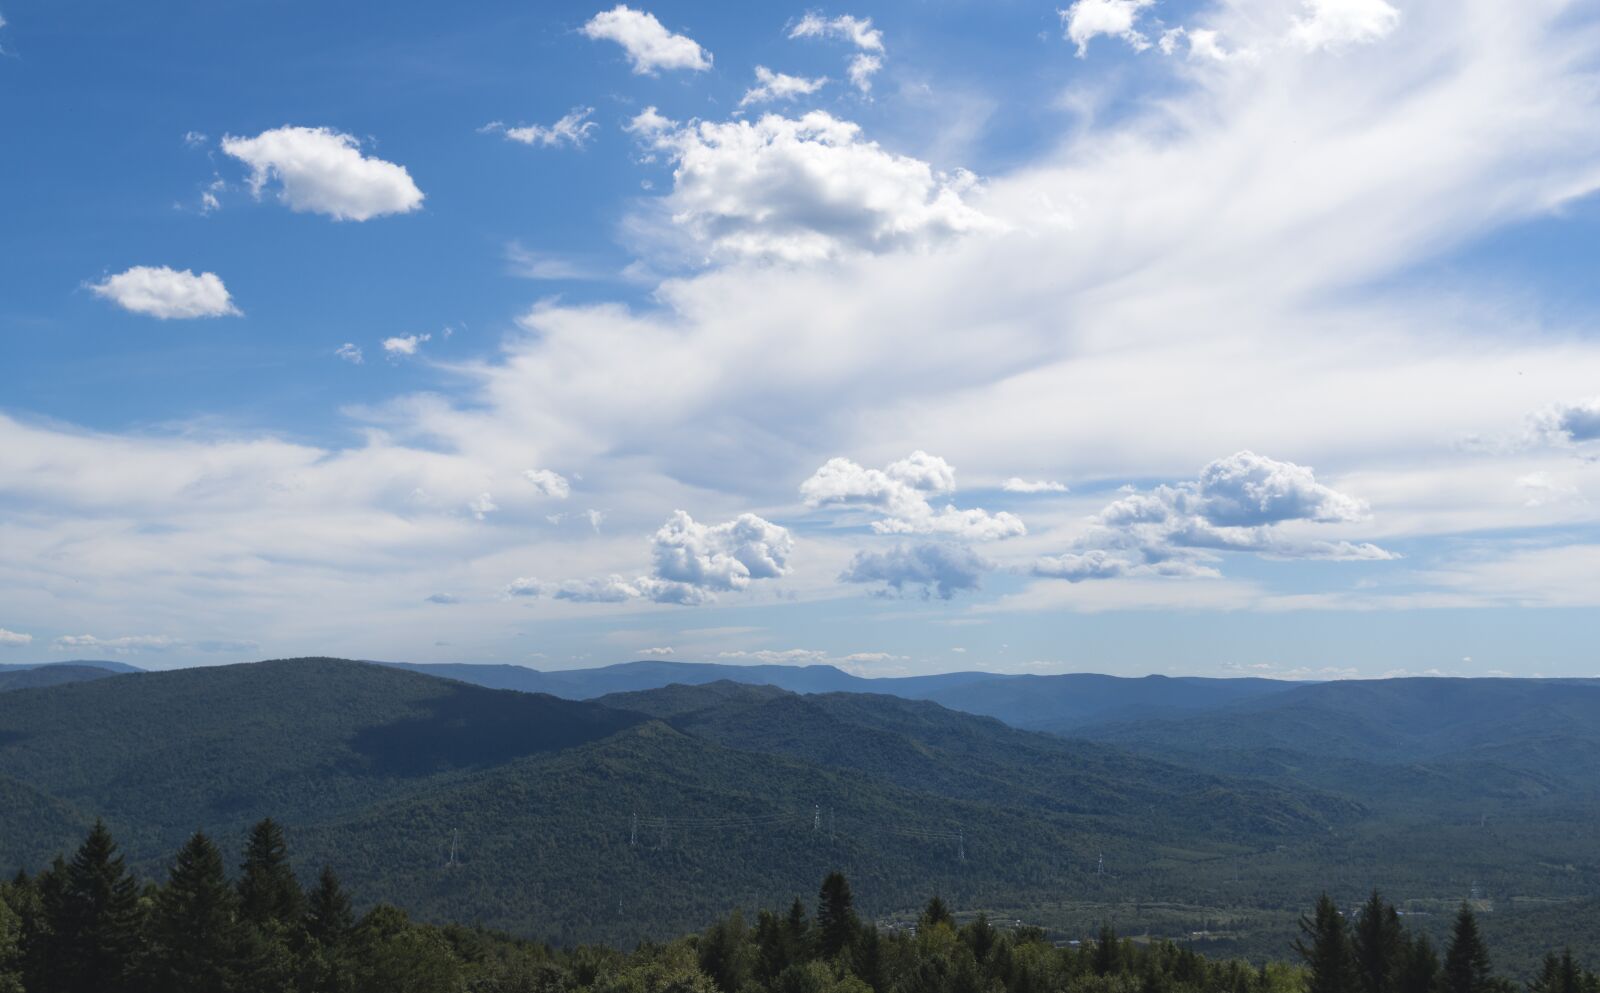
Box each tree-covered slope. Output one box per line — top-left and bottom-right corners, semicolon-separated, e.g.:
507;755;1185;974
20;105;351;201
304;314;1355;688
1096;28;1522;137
0;658;643;869
0;664;123;693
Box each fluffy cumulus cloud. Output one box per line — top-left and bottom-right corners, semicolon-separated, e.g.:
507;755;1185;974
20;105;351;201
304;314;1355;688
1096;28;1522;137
789;13;884;92
1035;452;1394;582
1061;0;1154;56
636;111;994;262
482;108;598;148
523;468;571;498
221;126;424;221
336;343;363;364
508;510;791;606
581;5;710;74
740;66;828;107
89;266;240;319
802;452;1024;540
0;627;32;646
1290;0;1401;51
840;543;988;599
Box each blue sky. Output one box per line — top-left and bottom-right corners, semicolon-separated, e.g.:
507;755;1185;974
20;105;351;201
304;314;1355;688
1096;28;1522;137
3;0;1599;677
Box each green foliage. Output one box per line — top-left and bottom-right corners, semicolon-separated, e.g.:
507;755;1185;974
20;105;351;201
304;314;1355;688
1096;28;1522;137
1444;904;1495;993
149;831;241;993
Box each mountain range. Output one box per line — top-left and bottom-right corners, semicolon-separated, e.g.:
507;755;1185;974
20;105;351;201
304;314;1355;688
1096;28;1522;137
0;657;1595;975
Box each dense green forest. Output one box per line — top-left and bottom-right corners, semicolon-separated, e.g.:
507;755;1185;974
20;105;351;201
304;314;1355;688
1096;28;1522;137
2;660;1598;974
7;821;1596;993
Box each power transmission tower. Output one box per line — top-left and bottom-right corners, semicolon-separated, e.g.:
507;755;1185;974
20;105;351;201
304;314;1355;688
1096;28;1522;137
957;828;966;863
1097;853;1105;876
814;804;821;833
630;813;638;847
447;829;460;868
829;807;835;842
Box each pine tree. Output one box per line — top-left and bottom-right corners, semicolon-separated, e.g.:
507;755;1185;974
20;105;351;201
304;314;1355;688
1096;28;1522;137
919;895;954;930
1297;894;1358;993
1354;890;1404;993
149;831;241;993
816;871;858;959
1398;933;1440;993
1093;924;1121;977
305;865;355;947
1443;902;1493;993
54;821;144;993
0;891;24;993
237;818;304;927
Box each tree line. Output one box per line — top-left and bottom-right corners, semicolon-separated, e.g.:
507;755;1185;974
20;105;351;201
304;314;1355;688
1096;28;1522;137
2;821;1596;993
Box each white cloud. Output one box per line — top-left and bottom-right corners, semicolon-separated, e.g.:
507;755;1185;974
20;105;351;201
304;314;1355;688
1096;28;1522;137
523;468;572;499
789;13;884;93
221;126;424;221
1159;27;1245;62
581;5;710;74
89;266;240;320
0;628;32;646
54;634;184;653
1060;0;1154;56
1290;0;1400;51
483;107;598;148
840;542;988;599
1537;397;1600;445
740;66;828;107
1517;472;1581;508
802;452;1025;540
651;510;793;591
638;645;675;656
846;53;882;93
635;111;995;262
789;13;884;52
382;332;430;357
623;106;677;136
336;343;364;364
508;510;791;607
1003;478;1069;493
467;492;498;520
1035;452;1394;582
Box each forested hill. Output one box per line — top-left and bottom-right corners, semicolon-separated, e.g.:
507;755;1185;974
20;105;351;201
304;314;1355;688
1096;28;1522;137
382;660;1296;731
0;657;1348;950
3;657;1599;969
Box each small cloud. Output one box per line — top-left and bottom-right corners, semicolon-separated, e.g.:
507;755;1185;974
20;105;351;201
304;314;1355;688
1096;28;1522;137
0;627;33;646
505;242;604;281
789;13;885;93
482;107;599;148
1002;477;1069;494
335;343;364;364
467;493;498;520
1059;0;1154;57
581;5;711;74
623;106;677;136
382;332;430;357
221;125;424;222
840;542;989;599
523;468;572;499
740;66;828;107
183;130;209;148
638;646;675;656
89;265;241;320
426;593;461;605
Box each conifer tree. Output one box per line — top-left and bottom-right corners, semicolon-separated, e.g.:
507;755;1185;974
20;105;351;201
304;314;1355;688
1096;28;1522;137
149;831;241;993
816;871;858;959
238;818;303;927
0;893;24;993
1398;933;1440;993
919;895;954;930
1354;890;1404;993
54;821;143;993
1093;924;1121;977
305;865;355;947
1443;903;1493;993
1297;894;1358;993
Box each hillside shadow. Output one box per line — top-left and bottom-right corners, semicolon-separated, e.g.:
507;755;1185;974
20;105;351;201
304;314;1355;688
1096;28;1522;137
349;687;644;777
